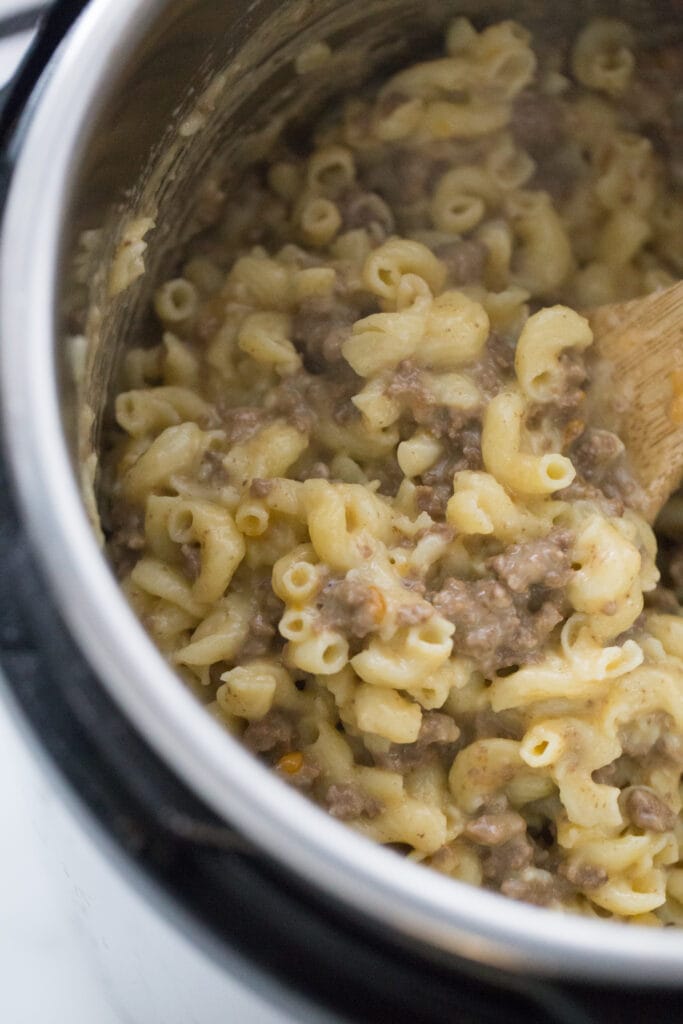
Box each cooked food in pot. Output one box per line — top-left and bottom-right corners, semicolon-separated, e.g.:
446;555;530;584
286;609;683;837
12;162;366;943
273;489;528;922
101;16;683;922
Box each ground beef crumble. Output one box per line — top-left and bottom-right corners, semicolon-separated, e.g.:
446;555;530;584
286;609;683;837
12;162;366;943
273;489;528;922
470;332;517;397
374;711;460;773
387;361;483;442
431;576;565;676
242;709;294;755
510;89;567;157
500;867;573;907
292;295;359;368
318;574;383;639
557;477;625;518
219;405;268;443
571;427;625;485
463;810;527;846
559;860;608;891
338;189;395;237
433;239;488;286
483;833;534;882
197;448;229;485
107;504;145;574
180;542;201;581
413;421;482;519
250;477;273;498
267;373;316;433
621;786;676;832
415;484;451;519
486;529;574;593
239;578;285;660
325;782;383;820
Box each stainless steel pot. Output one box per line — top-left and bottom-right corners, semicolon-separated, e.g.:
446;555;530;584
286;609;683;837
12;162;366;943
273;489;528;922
2;0;683;991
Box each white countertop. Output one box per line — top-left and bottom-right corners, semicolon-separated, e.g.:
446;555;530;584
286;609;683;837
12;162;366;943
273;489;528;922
0;6;119;1020
0;697;123;1023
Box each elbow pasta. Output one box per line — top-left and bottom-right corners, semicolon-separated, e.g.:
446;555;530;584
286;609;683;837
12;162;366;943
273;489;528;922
101;17;683;923
481;390;576;495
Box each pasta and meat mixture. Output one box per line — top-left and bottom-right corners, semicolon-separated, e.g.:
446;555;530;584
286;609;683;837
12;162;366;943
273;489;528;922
102;18;683;921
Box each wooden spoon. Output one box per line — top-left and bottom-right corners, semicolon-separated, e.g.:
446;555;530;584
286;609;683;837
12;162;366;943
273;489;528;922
587;281;683;523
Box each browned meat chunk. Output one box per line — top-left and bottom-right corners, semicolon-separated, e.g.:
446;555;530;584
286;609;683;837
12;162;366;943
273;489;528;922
555;351;588;408
621;786;676;832
529;143;585;202
618;714;669;758
319;575;383;639
420;433;482;502
415;484;451;519
592;756;632;788
387;359;459;436
240;579;285;660
559;860;608;891
571;428;625;483
500;867;570;906
220;405;267;443
486;331;517;377
180;542;201;582
250;478;273;498
429;844;462;874
339;190;395;237
431;578;563;675
557;478;624;518
483;833;534;882
464;811;527;846
197;449;229;485
107;504;146;574
567;425;645;513
425;407;481;444
627;44;683;187
386;360;430;410
510;90;566;156
418;711;460;745
487;529;574;593
387;361;480;443
243;710;293;754
471;331;517;397
325;783;383;820
292;296;358;366
305;367;363;425
395;602;434;627
433;239;488;286
369;455;404;498
375;711;460;773
367;148;446;206
268;373;316;433
109;505;145;551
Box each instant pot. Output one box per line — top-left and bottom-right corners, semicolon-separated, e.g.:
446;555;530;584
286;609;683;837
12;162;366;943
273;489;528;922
1;1;682;1020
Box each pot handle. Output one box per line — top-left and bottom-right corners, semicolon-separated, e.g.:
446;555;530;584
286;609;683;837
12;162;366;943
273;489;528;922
0;1;90;140
0;5;46;43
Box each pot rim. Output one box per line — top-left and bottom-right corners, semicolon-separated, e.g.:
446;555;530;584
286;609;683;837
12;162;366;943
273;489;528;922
3;0;683;983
